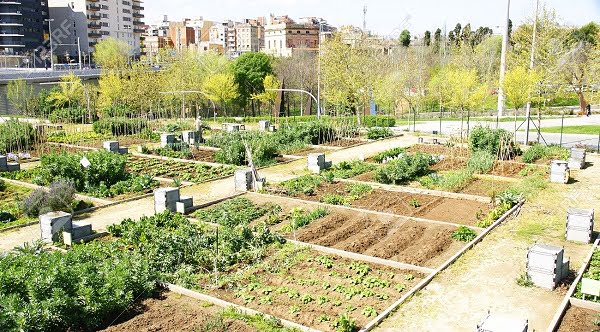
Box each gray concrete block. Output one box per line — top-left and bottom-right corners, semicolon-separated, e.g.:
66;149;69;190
477;313;528;332
160;134;175;147
6;163;20;172
39;211;73;243
226;124;241;133
235;168;254;191
103;141;120;153
258;120;271;131
526;244;566;290
308;153;327;174
71;222;93;240
0;155;7;169
154;187;180;213
118;147;129;155
182;130;197;145
568;158;584;170
571;148;586;160
550;160;569;184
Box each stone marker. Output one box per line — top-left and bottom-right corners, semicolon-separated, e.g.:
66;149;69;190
160;134;175;147
235;168;254;191
154;187;181;213
40;211;73;243
103;141;120;153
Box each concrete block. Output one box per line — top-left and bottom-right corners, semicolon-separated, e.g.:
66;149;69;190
235;168;254;191
182;130;197;145
6;163;20;172
568;158;584;170
160;134;175;147
71;222;93;240
118;147;129;155
571;148;586;161
550;160;569;184
103;141;120;153
526;244;566;290
226;124;241;133
269;125;277;132
0;155;7;170
566;208;594;243
175;197;193;214
39;211;73;243
258;120;271;131
154;187;181;213
308;153;327;174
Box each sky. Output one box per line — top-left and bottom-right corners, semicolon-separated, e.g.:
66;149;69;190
143;0;599;37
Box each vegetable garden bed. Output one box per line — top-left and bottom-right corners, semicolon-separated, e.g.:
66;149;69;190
99;290;294;332
127;155;237;183
556;305;599;332
267;177;492;226
0;182;35;230
242;194;473;269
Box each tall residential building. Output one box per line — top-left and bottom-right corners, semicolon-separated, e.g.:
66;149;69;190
264;15;333;57
169;20;194;51
48;0;145;59
0;0;49;55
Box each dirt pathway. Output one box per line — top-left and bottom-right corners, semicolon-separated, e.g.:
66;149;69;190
0;135;417;252
374;154;600;332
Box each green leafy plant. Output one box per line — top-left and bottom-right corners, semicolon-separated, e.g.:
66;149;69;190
362;306;378;318
367;127;393;140
516;272;534;287
467;151;496;174
469;126;518;160
279;175;323;196
373;147;406;163
451;226;477;242
409;198;421;208
374;153;435;185
333;313;357;332
326;160;375;179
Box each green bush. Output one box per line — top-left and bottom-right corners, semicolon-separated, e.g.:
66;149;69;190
279;175;323;196
522;144;569;163
100;105;131;117
451;226;477;242
367;127;393;140
373;147;406;163
374;153;435;185
0;242;155;332
49;107;87;123
0;119;35;154
326;160;375;179
467;151;496;174
208;132;279;167
93;117;148;136
469;126;517;159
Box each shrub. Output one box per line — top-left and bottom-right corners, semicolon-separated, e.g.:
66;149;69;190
333;313;357;332
100;105;131;117
469;126;517;159
21;180;76;217
209;132;278;167
0;178;5;191
326;160;375;179
362;115;396;128
49;107;87;123
0;210;16;222
451;226;477;242
522;144;569;163
154;142;192;159
280;175;323;196
373;147;406;163
467;151;495;174
367;127;393;140
0;119;35;154
374;153;435;185
93;117;148;136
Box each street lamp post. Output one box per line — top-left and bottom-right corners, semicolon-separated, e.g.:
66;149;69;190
45;19;55;70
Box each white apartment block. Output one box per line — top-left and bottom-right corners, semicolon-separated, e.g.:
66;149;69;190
48;0;145;58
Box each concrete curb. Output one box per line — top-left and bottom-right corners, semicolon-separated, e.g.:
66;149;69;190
163;283;321;332
359;201;524;332
546;237;600;332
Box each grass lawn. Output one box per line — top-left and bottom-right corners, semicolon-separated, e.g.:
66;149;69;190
533;125;600;135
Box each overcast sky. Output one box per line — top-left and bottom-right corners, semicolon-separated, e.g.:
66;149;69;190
144;0;599;37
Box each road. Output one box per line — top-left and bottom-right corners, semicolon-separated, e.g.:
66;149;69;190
405;114;600;148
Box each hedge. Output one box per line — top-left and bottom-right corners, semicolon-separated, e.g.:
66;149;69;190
210;115;396;128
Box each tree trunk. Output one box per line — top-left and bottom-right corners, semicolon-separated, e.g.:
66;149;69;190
251;99;256;117
576;88;587;115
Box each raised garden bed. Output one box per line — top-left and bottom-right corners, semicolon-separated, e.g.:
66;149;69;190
556;305;600;332
268;178;491;226
99;291;290;332
406;144;470;157
0;182;34;230
127;155;236;183
321;138;364;148
244;194;470;269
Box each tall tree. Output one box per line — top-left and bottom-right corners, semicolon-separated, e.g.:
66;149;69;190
93;38;131;74
399;30;411;47
424;31;432;47
503;66;541;113
232;52;273;116
46;73;84;109
202;73;239;117
252;74;280;115
433;28;442;53
453;23;462;46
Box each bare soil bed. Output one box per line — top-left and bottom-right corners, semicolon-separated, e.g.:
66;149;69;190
460;178;514;197
321;138;364;147
285;147;330;157
275;181;490;226
557;305;599;332
100;291;257;332
201;245;424;331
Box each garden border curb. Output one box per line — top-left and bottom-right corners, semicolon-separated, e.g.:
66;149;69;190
359;200;524;332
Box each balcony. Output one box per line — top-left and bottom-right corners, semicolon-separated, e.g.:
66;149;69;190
88;4;100;11
132;4;143;10
132;12;144;18
88;32;102;38
89;13;101;20
133;28;144;33
87;0;99;2
88;22;101;29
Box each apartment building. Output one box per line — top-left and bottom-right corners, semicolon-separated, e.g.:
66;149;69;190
0;0;49;55
169;20;194;51
48;0;145;59
264;15;333;57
